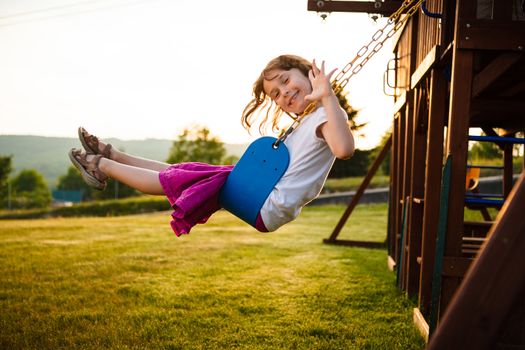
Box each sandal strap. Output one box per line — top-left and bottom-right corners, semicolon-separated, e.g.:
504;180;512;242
75;151;108;182
84;133;100;153
101;143;112;159
80;127;112;158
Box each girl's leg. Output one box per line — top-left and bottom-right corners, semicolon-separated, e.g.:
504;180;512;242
96;156;165;195
80;128;171;172
111;149;170;172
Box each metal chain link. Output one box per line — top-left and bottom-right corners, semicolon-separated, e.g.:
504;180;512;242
334;0;425;92
274;0;425;147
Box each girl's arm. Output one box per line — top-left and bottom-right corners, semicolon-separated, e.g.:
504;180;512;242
305;60;355;159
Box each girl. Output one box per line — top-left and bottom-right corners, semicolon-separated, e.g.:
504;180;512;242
69;55;354;236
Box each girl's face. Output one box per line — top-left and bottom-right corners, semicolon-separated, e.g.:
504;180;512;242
263;68;312;115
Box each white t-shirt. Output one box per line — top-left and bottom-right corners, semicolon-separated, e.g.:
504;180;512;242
260;106;347;231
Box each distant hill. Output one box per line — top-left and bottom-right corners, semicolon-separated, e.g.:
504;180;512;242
0;135;247;188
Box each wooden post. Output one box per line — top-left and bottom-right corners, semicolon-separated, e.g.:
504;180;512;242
439;0;476;319
418;68;446;317
427;173;525;349
389;114;401;262
401;95;414;292
395;111;407;269
405;85;428;297
503;143;514;198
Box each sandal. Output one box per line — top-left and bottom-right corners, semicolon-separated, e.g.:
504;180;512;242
78;127;113;158
68;148;108;190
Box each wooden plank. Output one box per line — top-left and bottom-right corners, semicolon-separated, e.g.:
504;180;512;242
472;53;524;98
471;99;525;117
441;256;474;277
400;93;414;292
390;115;402;265
397;195;409;288
393;91;407;114
413;308;429;343
411;45;440;89
463;221;493;237
457;20;525;51
388;255;396;271
428;156;452;335
437;0;477;329
395;108;407;272
503;143;514;197
406;86;428;297
471;114;525;129
440;47;474;324
399;18;419;291
439;0;455;48
427;174;525;350
500;79;525;97
306;0;403;16
418;68;446;317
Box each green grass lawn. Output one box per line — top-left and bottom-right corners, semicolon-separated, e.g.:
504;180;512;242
0;204;425;349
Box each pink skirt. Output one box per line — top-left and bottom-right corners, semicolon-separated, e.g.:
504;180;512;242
159;162;268;236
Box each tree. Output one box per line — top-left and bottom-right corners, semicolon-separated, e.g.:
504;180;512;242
369;131;392;175
328;149;372;178
57;166;93;200
470;138;503;160
10;169;52;209
167;126;227;165
328;90;369;178
336;89;365;134
0;155;12;204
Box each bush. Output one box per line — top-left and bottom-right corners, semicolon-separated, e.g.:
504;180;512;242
10;169;52;209
0;196;171;219
328;149;372;178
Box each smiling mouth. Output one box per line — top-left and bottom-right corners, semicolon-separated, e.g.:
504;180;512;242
288;92;298;107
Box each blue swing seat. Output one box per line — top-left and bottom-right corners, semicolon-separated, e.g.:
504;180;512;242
219;136;290;228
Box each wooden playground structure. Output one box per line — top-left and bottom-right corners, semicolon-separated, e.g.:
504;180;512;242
309;0;525;347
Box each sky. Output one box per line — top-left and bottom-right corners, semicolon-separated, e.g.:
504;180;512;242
0;0;395;149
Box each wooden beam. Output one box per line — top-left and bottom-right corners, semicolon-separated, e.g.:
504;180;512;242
411;45;440;89
400;93;414;292
307;0;403;16
440;0;477;322
500;79;525;97
413;308;429;343
472;53;524;98
471;99;525;115
418;68;447;317
471;115;525;129
441;256;474;278
405;86;428;297
324;136;392;243
427;173;525;350
457;19;525;51
388;255;396;271
393;91;407;114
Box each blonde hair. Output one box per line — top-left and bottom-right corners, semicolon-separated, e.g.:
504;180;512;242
242;54;312;135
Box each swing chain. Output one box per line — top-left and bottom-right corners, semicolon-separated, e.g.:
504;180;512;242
333;0;425;92
274;0;424;148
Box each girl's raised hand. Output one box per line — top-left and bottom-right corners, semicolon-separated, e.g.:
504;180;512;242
304;59;337;103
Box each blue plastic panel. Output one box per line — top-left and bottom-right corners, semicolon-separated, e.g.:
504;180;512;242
219;137;289;227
